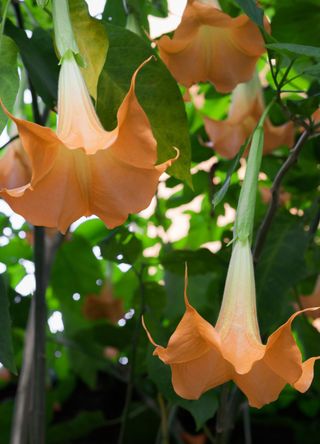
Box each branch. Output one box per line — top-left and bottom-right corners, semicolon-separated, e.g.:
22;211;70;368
253;129;311;262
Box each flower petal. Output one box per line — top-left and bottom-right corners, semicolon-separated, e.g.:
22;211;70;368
0;138;31;196
293;357;320;393
57;54;117;154
171;347;231;399
265;308;320;385
234;359;287;409
158;2;266;91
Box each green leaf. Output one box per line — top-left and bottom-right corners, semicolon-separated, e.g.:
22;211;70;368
234;0;264;28
48;411;106;444
256;213;310;335
212;141;247;209
147;352;218;430
161;248;225;276
271;1;320;48
69;0;108;100
99;227;143;265
266;43;320;59
102;0;127;27
0;35;19;134
5;22;59;107
0;274;16;373
97;24;191;184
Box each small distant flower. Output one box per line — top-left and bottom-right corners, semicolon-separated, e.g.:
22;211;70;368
300;276;320;327
204;74;294;158
0;55;177;233
83;283;124;324
157;0;267;92
144;239;319;408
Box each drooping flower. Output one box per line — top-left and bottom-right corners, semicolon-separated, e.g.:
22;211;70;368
0;55;177;233
204;74;294;158
157;0;267;92
144;240;319;408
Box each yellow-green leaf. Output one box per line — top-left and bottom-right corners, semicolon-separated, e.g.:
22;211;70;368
69;0;108;100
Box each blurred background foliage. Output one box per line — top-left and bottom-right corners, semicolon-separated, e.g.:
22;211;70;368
0;0;319;443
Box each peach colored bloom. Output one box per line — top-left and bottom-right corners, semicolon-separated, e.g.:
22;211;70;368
204;74;294;158
0;55;177;233
144;240;319;408
83;283;124;324
260;186;291;206
300;276;320;322
157;0;267;92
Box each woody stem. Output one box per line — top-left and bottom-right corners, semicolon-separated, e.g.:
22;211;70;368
30;227;47;444
253;128;311;262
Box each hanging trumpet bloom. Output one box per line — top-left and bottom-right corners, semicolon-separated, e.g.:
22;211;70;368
144;241;320;408
0;54;177;233
157;0;267;92
204;74;294;158
144;109;318;408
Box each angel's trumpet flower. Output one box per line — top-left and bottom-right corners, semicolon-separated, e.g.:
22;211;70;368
204;74;294;158
157;0;267;92
144;106;319;408
144;242;320;408
0;0;177;233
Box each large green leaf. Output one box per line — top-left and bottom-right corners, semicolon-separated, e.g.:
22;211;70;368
69;0;108;100
96;24;191;184
0;35;19;134
255;213;310;335
0;274;16;373
271;1;320;48
5;22;59;107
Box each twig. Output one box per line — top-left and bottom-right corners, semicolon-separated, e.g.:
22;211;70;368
253;129;311;262
156;393;169;444
0;135;19;150
117;265;146;444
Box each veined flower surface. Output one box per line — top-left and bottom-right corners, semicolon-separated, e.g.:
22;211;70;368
157;0;267;92
144;239;319;408
0;56;177;233
204;74;294;158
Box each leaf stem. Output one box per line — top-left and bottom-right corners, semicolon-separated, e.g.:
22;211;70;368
0;0;10;49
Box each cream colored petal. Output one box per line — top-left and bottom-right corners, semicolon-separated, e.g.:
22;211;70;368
57;54;117;154
216;240;265;374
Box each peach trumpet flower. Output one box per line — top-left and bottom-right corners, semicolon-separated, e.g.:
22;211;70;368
144;239;319;408
0;55;177;233
204;74;295;158
157;0;267;92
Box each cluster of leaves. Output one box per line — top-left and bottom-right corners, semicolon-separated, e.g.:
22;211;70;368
0;0;319;443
